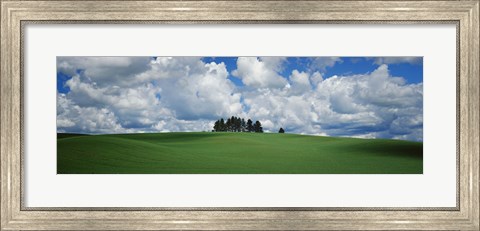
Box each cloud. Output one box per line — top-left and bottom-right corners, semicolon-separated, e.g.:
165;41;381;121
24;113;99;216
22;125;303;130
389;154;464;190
57;57;242;133
57;93;130;134
232;57;288;88
57;57;423;141
258;57;287;72
57;57;152;87
242;64;423;141
243;89;314;133
157;60;243;120
288;70;311;95
308;57;343;72
373;57;422;65
310;71;323;87
152;119;214;133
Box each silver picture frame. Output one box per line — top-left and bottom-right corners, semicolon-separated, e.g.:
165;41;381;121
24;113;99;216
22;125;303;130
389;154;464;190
1;1;478;230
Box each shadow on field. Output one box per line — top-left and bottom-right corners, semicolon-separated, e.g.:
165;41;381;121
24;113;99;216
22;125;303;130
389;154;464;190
57;133;89;139
345;141;423;159
109;132;221;142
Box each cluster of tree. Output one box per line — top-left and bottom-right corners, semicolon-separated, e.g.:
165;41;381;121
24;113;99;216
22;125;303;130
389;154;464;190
213;116;263;133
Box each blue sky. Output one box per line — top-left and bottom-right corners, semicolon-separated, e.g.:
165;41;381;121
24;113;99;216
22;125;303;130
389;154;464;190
201;57;423;84
57;57;423;141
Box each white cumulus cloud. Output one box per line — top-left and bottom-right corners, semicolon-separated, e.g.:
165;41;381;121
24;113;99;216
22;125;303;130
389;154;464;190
57;57;423;141
232;57;288;88
57;57;242;133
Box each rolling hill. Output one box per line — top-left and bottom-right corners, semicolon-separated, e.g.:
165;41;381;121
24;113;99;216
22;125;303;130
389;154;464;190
57;132;422;174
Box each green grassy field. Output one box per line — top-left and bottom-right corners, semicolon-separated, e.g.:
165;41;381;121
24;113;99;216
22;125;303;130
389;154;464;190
57;132;423;174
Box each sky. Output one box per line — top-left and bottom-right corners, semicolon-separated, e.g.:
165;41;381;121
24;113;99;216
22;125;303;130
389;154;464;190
57;56;423;141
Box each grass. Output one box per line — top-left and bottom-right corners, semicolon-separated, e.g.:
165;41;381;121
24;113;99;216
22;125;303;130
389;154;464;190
57;133;89;139
57;132;423;174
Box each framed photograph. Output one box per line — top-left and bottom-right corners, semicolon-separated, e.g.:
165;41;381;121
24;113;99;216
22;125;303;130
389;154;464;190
56;55;423;174
1;0;478;230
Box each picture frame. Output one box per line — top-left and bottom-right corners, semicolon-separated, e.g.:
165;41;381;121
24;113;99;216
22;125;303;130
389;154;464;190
1;0;478;230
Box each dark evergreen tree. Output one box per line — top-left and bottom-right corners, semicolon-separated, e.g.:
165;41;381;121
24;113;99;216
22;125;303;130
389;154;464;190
219;118;225;131
213;117;266;133
254;121;263;133
246;119;254;132
226;118;232;132
241;118;246;132
231;116;236;132
235;117;241;132
230;116;236;132
279;127;285;133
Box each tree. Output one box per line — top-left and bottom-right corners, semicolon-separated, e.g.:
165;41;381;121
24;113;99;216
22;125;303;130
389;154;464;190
254;121;263;133
235;117;242;132
230;116;235;131
219;118;225;131
246;119;254;132
231;116;239;132
226;118;232;132
278;127;285;133
212;117;265;133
